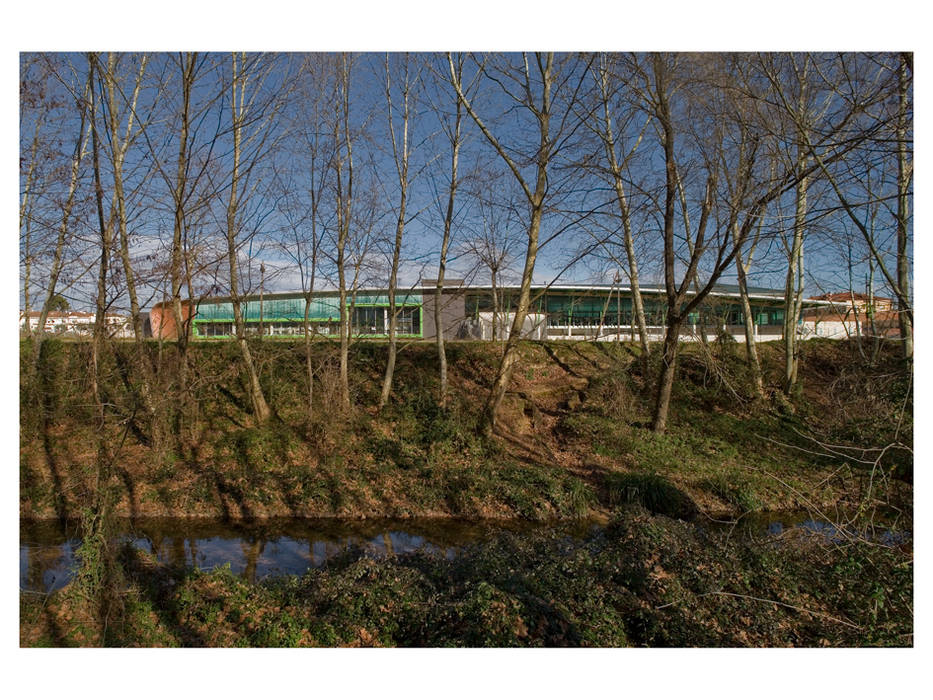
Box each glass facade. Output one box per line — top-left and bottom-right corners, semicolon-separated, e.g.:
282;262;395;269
185;287;789;339
192;293;423;338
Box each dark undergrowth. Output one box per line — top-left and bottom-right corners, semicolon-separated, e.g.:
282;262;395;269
20;506;913;647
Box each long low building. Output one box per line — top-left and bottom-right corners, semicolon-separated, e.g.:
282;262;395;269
147;281;831;343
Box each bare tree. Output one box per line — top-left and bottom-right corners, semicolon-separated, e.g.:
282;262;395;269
894;53;913;360
99;53;150;340
429;53;467;407
281;53;337;423
636;53;891;432
333;53;356;411
378;53;419;411
641;54;814;431
19;56;49;333
31;59;91;369
223;52;275;424
732;212;766;397
87;52;113;427
459;188;520;342
169;53;199;362
766;52;908;365
591;52;652;356
449;52;590;434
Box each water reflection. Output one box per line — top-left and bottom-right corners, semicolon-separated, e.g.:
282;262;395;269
20;518;558;593
21;512;908;594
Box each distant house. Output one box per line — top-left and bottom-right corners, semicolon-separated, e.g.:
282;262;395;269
809;292;893;315
20;310;133;338
801;292;900;340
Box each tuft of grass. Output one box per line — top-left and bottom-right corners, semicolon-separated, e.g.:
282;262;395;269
700;470;762;513
604;472;698;521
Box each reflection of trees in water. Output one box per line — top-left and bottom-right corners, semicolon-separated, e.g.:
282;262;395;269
22;519;561;591
170;537;186;569
25;543;66;592
241;538;264;583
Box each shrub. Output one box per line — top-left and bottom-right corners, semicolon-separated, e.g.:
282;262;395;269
604;471;698;520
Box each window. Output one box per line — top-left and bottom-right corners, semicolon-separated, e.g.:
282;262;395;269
351;306;385;335
198;322;233;337
396;306;421;335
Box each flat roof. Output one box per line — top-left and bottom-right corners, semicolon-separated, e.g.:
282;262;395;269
154;282;833;309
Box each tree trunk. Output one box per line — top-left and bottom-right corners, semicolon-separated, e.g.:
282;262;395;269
89;53;112;430
378;55;412;412
595;61;650;356
303;293;315;420
436;84;462;408
736;252;764;397
103;53;158;435
480;200;543;435
226;52;271;424
335;54;354;412
733;213;764;397
490;269;499;342
171;53;196;397
896;54;913;361
783;161;807;395
651;318;682;433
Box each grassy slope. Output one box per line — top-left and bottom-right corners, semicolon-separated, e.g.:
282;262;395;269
19;338;913;647
20;337;912;522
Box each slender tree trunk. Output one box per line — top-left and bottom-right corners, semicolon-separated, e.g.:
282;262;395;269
783;157;807;395
896;54;913;361
304;219;319;422
89;54;112;429
624;228;651;356
259;263;265;338
378;54;412;412
652;318;683;434
335;54;353;411
596;59;651;356
733;209;765;397
226;52;271;424
171;53;196;397
378;211;405;411
480;200;544;435
447;52;553;434
735;248;764;397
651;56;681;434
337;240;350;410
597;281;613;340
102;53;159;437
104;53;148;341
868;260;881;365
436;73;463;408
490;269;499;342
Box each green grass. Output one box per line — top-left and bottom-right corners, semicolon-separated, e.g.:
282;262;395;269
19;338;912;521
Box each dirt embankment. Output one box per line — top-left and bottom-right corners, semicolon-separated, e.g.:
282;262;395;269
20;338;912;523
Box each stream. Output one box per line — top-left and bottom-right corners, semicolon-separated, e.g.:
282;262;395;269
20;511;908;594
